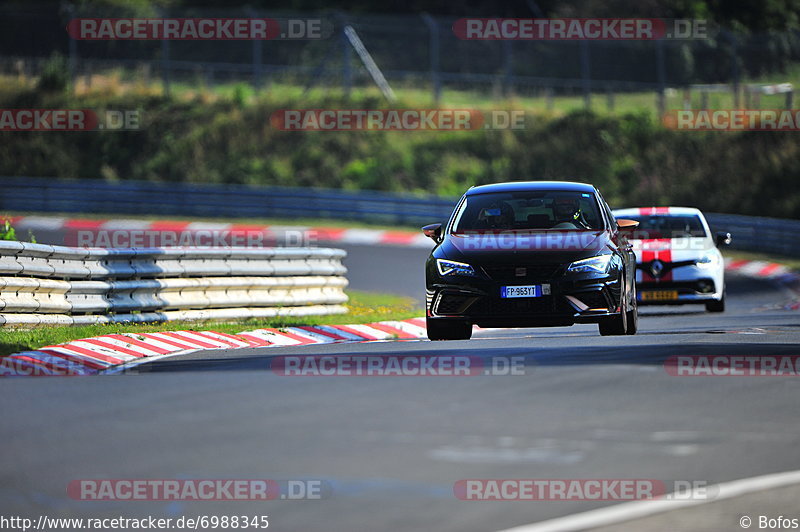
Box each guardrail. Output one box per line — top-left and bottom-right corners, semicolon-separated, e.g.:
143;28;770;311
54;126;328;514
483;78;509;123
705;214;800;258
1;177;798;257
0;177;457;226
0;241;348;327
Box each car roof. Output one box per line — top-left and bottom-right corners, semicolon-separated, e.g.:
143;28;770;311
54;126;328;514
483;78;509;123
612;207;705;217
465;181;597;196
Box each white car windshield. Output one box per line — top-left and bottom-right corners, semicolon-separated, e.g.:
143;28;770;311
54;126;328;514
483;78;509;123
623;214;708;239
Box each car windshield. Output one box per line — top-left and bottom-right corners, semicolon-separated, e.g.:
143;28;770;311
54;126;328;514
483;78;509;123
623;214;708;239
451;190;604;232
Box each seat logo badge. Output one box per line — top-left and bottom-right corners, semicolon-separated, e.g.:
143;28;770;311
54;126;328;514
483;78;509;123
515;267;526;277
650;260;664;278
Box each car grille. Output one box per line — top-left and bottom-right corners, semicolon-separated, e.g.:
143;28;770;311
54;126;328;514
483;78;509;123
481;264;563;282
471;296;573;316
573;290;610;309
435;293;477;315
639;280;716;294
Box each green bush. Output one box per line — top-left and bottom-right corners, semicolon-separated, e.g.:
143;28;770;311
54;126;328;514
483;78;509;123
37;53;70;93
0;218;17;241
0;87;798;219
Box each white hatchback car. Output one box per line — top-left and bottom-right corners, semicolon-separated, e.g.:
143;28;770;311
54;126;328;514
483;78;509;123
612;207;730;312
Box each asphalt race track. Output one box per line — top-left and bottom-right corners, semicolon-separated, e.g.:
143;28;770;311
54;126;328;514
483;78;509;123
3;241;800;531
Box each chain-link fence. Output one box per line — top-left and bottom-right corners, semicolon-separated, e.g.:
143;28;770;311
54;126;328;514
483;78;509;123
2;5;799;108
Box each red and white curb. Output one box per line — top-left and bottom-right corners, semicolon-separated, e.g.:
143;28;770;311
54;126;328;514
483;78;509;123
0;318;428;377
9;216;433;248
725;258;800;309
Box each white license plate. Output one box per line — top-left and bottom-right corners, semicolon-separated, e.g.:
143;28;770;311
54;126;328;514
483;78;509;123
501;284;551;298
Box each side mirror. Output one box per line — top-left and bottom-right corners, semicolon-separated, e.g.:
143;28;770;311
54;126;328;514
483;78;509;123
616;219;639;229
715;231;732;247
422;223;443;243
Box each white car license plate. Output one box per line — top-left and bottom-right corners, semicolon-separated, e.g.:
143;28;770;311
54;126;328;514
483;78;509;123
501;284;551;298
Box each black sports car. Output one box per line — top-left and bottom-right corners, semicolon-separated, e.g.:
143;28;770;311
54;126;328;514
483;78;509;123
422;181;640;340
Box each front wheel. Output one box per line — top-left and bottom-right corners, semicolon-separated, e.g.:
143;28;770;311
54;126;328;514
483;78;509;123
625;286;638;335
599;280;631;336
426;318;472;341
598;309;627;336
706;293;725;313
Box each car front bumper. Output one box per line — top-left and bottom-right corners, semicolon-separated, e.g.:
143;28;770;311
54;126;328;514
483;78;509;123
636;279;723;305
426;273;624;328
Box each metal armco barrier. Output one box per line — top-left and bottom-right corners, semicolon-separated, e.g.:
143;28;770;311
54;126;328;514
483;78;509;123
705;214;800;258
0;177;457;226
1;177;798;257
0;241;348;327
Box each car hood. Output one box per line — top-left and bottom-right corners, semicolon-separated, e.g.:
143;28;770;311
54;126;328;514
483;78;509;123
441;231;612;264
631;237;716;262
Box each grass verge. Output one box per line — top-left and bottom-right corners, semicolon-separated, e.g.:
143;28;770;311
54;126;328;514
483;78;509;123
0;290;422;357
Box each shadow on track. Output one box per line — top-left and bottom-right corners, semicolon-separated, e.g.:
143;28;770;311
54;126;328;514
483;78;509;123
132;342;799;374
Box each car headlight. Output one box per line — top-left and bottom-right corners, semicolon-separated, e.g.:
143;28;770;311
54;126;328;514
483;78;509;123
696;254;720;269
436;259;476;277
567;255;613;274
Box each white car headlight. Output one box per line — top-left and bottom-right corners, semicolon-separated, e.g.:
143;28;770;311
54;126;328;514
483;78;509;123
436;259;476;277
696;254;720;269
567;255;612;274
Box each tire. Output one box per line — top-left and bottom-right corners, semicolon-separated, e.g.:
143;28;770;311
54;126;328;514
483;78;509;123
599;309;627;336
426;318;472;341
599;284;629;336
625;284;638;335
706;293;725;313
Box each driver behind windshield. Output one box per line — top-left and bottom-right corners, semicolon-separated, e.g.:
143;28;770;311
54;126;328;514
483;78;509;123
552;198;590;229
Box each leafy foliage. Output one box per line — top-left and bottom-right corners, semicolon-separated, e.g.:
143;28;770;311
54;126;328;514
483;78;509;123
1;88;798;218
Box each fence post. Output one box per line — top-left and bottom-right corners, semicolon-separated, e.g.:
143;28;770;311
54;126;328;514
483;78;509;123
421;14;441;104
336;13;352;97
503;40;514;98
66;4;77;90
656;38;666;117
160;9;171;97
580;40;591;109
84;61;92;89
545;87;554;111
787;90;794;109
727;31;740;107
249;9;263;91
